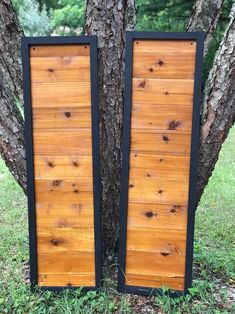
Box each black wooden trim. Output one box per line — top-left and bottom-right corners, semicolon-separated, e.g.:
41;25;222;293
21;36;102;291
118;31;204;296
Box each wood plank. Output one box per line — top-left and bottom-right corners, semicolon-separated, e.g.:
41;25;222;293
125;274;184;291
33;106;91;129
129;167;189;181
35;178;93;194
37;251;95;273
125;251;185;277
33;129;92;156
131;104;192;132
34;155;93;179
130;130;191;155
130;153;190;172
31;82;91;108
128;178;189;205
133;51;195;79
132;78;194;105
36;202;94;228
30;45;90;57
127;203;187;230
37;227;94;252
126;227;187;253
38;273;95;287
36;190;94;204
133;40;196;53
30;56;90;82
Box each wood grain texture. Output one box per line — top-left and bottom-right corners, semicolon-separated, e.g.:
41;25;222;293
30;44;95;287
125;39;196;291
30;45;90;57
33;106;91;129
33;129;92;156
131;104;192;132
38;273;95;287
30;56;90;82
133;51;196;79
34;155;93;179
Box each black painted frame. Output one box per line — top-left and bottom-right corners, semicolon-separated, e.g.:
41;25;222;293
22;36;102;291
118;31;204;297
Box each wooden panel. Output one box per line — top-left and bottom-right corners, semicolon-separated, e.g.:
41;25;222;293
133;40;196;53
133;52;195;79
30;45;90;57
131;130;191;155
37;227;94;252
30;56;90;82
125;274;184;290
122;38;198;293
34;155;92;179
33;107;91;129
37;251;95;273
127;203;187;230
38;273;95;287
33;129;92;156
131;104;192;132
25;42;98;288
132;78;194;105
32;82;91;107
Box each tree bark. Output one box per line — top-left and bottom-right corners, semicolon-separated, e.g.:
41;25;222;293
187;0;224;55
0;0;26;191
196;3;235;201
84;0;136;261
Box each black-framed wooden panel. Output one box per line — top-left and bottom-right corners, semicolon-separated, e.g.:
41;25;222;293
118;31;204;297
22;36;102;291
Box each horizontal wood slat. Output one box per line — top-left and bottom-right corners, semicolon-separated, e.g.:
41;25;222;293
30;56;90;82
30;45;90;57
33;107;91;129
38;273;95;287
34;155;93;179
133;52;195;79
131;104;192;132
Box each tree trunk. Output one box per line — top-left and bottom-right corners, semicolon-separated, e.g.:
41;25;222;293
84;0;136;261
0;0;26;191
196;3;235;201
187;0;224;55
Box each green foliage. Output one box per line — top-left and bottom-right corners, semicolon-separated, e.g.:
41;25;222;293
136;0;194;32
51;0;85;35
17;0;52;36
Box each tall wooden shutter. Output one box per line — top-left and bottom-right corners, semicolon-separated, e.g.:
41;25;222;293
118;32;204;296
22;37;101;290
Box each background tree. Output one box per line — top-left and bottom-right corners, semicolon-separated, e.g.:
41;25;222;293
0;0;234;264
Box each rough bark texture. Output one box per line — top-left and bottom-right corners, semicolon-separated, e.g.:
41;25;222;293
196;3;235;201
187;0;224;55
0;0;26;191
84;0;136;261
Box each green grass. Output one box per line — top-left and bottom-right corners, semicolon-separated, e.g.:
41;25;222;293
0;127;234;313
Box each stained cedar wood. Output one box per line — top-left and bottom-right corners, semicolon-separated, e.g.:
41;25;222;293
125;39;196;291
38;274;95;287
30;44;95;287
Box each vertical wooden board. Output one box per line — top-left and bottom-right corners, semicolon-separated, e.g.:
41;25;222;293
119;33;203;296
23;38;101;290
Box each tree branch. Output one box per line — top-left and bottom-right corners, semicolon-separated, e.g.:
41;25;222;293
187;0;224;55
196;3;235;202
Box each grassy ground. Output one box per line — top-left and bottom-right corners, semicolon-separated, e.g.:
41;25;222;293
0;126;234;314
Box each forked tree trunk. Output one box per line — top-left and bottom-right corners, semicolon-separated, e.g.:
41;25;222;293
187;0;224;55
0;0;26;192
84;0;136;261
196;3;235;201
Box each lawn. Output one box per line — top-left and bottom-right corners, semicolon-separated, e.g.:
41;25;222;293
0;126;234;313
